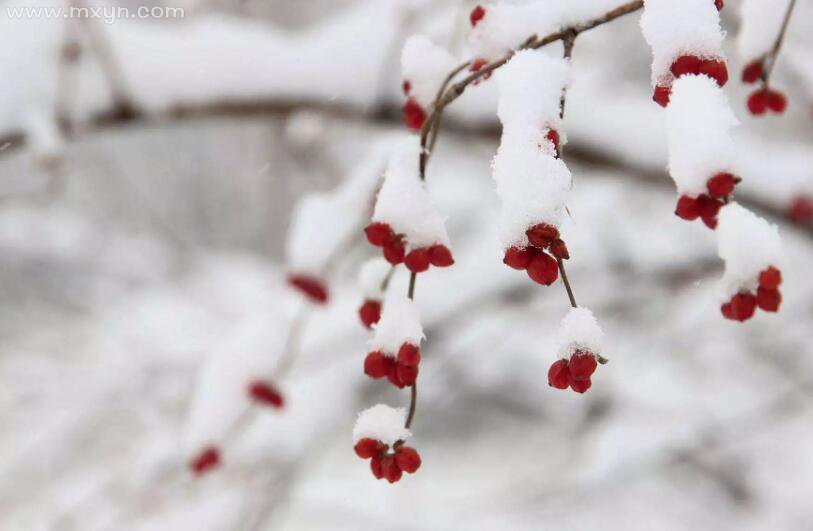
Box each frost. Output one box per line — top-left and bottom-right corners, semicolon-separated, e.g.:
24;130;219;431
556;307;605;360
352;404;411;445
716;203;783;298
665;75;738;196
372;137;450;250
358;258;391;300
401;35;457;108
738;0;792;61
23;108;64;165
368;293;423;354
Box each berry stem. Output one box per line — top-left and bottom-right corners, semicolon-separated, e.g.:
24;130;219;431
557;258;578;308
761;0;797;86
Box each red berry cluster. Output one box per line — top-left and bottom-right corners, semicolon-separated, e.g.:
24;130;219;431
721;266;783;321
358;299;382;329
674;172;739;229
287;274;329;304
502;223;567;286
547;350;598;394
364;343;420;389
470;5;485;27
653;54;729;107
247;380;285;409
354;438;421;483
788;195;813;224
741;59;787;116
189;445;221;475
365;222;454;272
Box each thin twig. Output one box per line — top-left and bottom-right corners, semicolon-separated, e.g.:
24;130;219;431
761;0;797;85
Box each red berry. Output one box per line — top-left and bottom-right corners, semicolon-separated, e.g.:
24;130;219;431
766;90;787;113
503;246;531;270
569;351;598;381
742;60;763;84
387;363;406;388
287;274;329;304
527;251;559;286
548;359;571;389
546;129;560;155
721;302;734;320
428;244;454;267
364;351;391;379
470;5;485;26
358;299;382;329
715;0;724;10
670;55;702;77
354;438;381;459
699;59;728;87
404;248;431;273
248;380;284;408
402;98;426;131
383;238;406;265
759;266;782;290
469;59;492;83
570;378;592;393
697;194;723;227
756;287;781;312
747;90;768;115
675;195;700;221
701;215;718;229
707;172;737;198
381;456;402;483
402;80;411;95
396;364;419;386
189;446;220;475
397;343;421;367
365;222;392;247
370;455;384;479
730;292;757;321
788;196;813;224
526;223;559;248
549;238;569;260
653;85;671;107
395;446;422;474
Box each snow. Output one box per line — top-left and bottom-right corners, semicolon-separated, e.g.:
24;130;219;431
556;306;605;359
368;293;423;354
640;0;725;86
371;137;450;250
716;202;783;298
22;108;64;164
352;404;411;445
401;35;457;108
738;0;792;61
358;258;392;300
665;75;738;196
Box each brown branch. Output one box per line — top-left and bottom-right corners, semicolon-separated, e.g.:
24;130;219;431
761;0;797;85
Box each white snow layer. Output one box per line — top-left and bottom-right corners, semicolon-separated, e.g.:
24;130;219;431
738;0;793;61
665;75;738;196
368;293;424;354
556;307;605;360
352;404;411;445
401;35;457;108
372;137;450;250
358;258;392;299
640;0;725;85
716;203;783;298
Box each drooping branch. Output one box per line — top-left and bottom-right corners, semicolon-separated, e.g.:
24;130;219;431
761;0;797;85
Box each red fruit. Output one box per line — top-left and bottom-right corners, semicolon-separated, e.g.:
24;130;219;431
670;55;702;77
742;60;763;84
675;195;700;221
756;287;781;312
549;238;569;260
364;351;391;379
381;456;402;483
715;0;724;10
766;90;787;113
383;238;406;265
759;266;782;290
358;299;382;329
397;343;421;367
697;194;723;225
402;80;411;95
747;90;768;115
570;378;592;393
546;129;560;155
365;222;392;247
547;359;571;389
569;351;598;381
701;215;718;229
402;98;426;131
370;455;384;479
404;248;431;273
788;196;813;224
396;364;419;386
730;292;757;321
699;59;728;87
287;274;328;304
387;363;405;388
721;302;734;320
189;446;220;475
470;5;485;26
707;172;737;198
653;85;671;107
503;246;531;270
469;58;492;83
395;447;421;474
354;438;381;459
526;223;559;248
527;251;559;286
428;244;454;267
248;380;284;408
